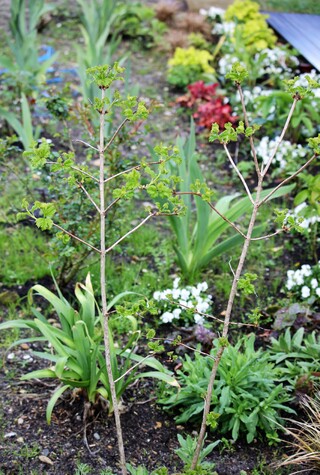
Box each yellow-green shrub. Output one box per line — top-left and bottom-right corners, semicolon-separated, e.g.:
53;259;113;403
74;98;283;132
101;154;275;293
168;46;214;73
225;0;276;53
238;17;276;52
167;46;215;88
225;0;260;22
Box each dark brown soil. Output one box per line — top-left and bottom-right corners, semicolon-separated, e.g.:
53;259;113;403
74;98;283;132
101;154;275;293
0;345;318;475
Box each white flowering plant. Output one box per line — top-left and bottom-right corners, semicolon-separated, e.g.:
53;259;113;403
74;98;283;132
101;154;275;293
286;261;320;304
153;278;212;326
218;47;298;83
290;202;320;232
255;135;307;176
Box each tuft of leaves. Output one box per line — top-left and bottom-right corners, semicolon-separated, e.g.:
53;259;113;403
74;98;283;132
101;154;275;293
87;63;125;89
23;139;51;168
225;62;249;85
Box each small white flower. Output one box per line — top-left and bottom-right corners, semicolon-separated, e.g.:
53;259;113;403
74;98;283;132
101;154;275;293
162;289;171;299
191;287;201;298
197;282;208;292
316;288;320;297
179;300;189;308
301;264;312;277
196;301;210;313
153;291;161;301
295;273;304;286
301;286;311;299
194;314;205;325
172;308;182;319
161;312;174;323
173;277;180;289
172;288;180;299
311;278;318;289
180;289;190;301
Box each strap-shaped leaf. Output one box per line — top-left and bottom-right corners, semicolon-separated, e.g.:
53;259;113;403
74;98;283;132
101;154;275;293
46;384;70;424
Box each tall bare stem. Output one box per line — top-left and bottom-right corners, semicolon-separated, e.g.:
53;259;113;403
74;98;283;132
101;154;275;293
191;85;312;470
190;181;262;469
99;88;127;475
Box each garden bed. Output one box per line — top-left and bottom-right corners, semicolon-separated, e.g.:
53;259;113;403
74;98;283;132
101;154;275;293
0;1;320;475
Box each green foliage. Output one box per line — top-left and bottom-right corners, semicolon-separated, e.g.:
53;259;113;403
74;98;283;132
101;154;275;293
76;0;124;102
23;138;51;168
21;199;56;231
0;94;42;150
0;226;50;285
225;0;276;52
238;273;257;296
0;275;177;423
274;209;304;233
159;335;294;443
167;47;215;88
74;463;91;475
126;465;168;475
87;63;125;90
45;95;70;120
209;121;260;144
225;63;249;85
225;0;261;22
113;2;167;48
253;91;320;141
308;134;320;155
294;172;320;225
0;0;57;92
283;75;320;99
175;434;219;471
269;328;320;386
167;121;293;279
258;0;320;14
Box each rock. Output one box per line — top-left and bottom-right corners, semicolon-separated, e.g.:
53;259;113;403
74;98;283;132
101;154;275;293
0;290;19;305
39;455;54;465
17;437;24;443
20;343;30;350
93;432;100;441
41;448;50;457
17;417;24;425
4;432;17;438
7;353;15;361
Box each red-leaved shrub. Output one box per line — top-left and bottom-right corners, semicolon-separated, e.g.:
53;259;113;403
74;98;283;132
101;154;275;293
176;80;237;130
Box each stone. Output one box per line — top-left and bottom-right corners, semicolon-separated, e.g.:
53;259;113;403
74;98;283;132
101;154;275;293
4;432;17;438
39;455;54;465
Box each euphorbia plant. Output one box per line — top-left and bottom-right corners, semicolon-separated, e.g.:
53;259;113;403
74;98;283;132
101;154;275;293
187;64;320;469
15;64;183;475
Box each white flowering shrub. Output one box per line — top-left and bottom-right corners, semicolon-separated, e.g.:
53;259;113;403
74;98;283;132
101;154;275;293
255;136;307;172
153;278;212;326
290;202;320;232
200;6;225;21
295;70;320;100
218;47;298;79
286;261;320;303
